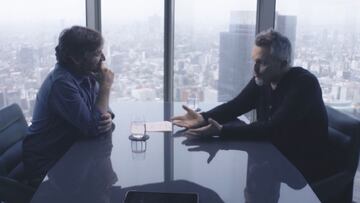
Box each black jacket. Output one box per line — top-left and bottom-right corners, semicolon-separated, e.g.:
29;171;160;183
202;67;340;182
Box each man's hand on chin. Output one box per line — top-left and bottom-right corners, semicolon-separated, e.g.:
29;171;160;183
185;118;222;138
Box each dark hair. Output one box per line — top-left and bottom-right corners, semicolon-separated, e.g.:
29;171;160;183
55;26;104;65
255;29;292;65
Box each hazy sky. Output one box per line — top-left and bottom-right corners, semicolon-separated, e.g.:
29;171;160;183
0;0;85;24
0;0;359;27
277;0;360;26
101;0;256;25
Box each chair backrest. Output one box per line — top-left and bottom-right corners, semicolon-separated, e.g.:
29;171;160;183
0;103;27;178
326;106;360;173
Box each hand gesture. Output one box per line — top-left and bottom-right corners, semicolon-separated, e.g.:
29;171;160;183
171;105;206;129
186;118;222;137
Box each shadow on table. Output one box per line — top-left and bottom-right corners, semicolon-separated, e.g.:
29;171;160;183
30;133;224;203
174;130;308;203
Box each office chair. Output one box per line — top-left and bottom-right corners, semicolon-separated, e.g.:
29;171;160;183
0;103;36;203
311;106;360;203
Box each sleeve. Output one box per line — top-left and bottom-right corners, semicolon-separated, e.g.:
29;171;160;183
201;78;259;124
94;80;115;119
49;79;104;137
221;75;320;138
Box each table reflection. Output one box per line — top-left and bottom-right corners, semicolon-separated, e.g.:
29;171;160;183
28;102;321;203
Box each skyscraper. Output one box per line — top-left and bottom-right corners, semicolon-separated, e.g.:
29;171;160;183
218;11;255;102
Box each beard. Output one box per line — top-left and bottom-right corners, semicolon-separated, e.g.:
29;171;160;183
254;76;264;86
80;60;102;74
91;61;102;73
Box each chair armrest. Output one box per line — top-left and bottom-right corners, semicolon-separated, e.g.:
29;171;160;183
328;127;351;150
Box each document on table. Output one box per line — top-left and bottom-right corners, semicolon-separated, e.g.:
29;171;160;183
145;121;173;132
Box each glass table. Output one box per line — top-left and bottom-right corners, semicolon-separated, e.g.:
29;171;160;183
29;102;320;203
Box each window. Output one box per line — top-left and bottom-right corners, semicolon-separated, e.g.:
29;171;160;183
174;0;257;104
173;0;256;201
0;0;85;122
102;0;165;186
275;1;360;201
102;0;164;101
275;0;360;118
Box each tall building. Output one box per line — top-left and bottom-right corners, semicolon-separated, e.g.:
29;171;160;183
275;14;297;64
218;11;255;102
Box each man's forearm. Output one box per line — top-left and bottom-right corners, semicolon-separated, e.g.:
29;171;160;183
96;85;111;113
202;79;258;124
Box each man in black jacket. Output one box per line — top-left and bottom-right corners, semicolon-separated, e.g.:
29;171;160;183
172;29;341;183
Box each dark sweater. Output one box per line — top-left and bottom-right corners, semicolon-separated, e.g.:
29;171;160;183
203;67;339;182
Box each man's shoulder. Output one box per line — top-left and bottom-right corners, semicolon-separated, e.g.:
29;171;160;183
288;67;318;83
52;64;73;80
50;64;79;86
37;65;71;90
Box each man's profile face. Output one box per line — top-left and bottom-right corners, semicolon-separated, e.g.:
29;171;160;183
80;46;105;74
251;45;282;86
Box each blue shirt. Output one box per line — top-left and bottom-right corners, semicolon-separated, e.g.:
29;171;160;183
23;63;114;179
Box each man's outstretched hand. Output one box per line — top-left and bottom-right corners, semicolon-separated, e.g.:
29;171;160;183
171;105;206;129
185;118;222;137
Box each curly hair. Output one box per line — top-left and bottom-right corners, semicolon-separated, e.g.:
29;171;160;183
55;26;104;66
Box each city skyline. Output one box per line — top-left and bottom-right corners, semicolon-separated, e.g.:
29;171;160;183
0;8;359;121
0;1;359;201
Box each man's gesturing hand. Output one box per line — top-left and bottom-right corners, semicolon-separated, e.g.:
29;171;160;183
171;105;206;129
186;118;222;137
